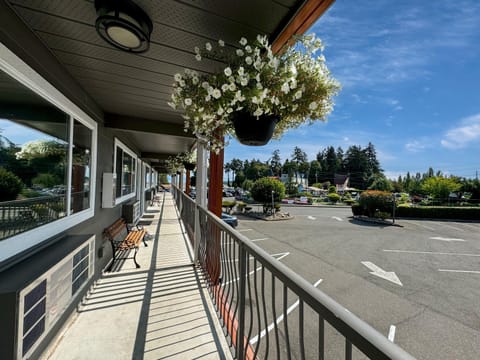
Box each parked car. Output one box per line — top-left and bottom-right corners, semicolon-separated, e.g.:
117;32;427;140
221;213;238;228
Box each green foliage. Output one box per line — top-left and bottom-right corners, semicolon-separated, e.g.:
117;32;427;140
351;204;363;216
222;200;236;213
242;179;254;191
327;193;341;203
368;174;393;191
297;192;312;198
328;185;337;194
20;188;41;198
374;211;391;220
251;177;285;212
32;173;61;188
358;190;394;218
0;167;23;201
421;176;462;199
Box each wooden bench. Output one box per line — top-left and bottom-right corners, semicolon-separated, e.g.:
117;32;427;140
103;218;147;271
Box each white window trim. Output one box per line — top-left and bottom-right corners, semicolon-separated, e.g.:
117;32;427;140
113;138;137;205
0;43;98;263
144;163;151;191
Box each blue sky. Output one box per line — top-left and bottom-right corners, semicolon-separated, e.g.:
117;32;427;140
224;0;480;179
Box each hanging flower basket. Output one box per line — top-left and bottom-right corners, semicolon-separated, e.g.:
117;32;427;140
183;162;196;171
231;110;279;146
169;34;340;152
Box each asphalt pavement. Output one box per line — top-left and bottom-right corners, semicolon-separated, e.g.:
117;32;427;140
234;206;480;359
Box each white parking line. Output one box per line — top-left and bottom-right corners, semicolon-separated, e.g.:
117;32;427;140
388;325;396;342
331;216;343;221
384;249;480;257
249;279;323;345
438;269;480;274
238;229;253;232
224;252;290;285
307;216;316;220
430;236;466;242
251;238;269;242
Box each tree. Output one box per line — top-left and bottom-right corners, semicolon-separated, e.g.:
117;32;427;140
291;147;307;183
229;158;244;186
270;149;282;177
368;174;393;191
421;176;462;200
251;177;285;214
308;160;322;185
224;161;231;186
0;167;23;201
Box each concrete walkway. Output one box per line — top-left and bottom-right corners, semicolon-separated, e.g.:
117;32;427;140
42;193;232;360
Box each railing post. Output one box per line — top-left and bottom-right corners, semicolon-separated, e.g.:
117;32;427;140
237;244;247;359
194;139;208;263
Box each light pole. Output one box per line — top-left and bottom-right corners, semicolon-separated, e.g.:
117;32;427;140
392;194;396;224
271;190;275;218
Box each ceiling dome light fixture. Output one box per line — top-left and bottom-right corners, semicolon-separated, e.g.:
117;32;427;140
95;0;153;53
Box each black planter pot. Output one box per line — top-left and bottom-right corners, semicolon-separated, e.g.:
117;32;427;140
231;111;279;146
183;162;195;171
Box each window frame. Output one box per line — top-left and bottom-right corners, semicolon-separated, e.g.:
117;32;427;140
0;43;97;264
113;138;137;205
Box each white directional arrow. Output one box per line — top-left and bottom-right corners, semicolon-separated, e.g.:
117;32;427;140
430;236;466;242
361;261;403;286
332;216;343;221
307;215;316;220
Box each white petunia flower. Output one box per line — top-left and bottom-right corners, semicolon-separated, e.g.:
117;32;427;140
218;39;225;47
245;57;253;65
224;67;232;76
174;73;182;82
253;108;263;117
238;67;245;76
192;76;199;85
228;83;236;91
294;90;302;99
240;78;248;86
184;98;192;106
236;49;244;57
240;37;247;46
205;42;212;51
194;46;200;54
195;54;202;61
212;89;222;99
309;101;318;110
205;95;211;102
281;82;290;94
167;102;176;109
221;84;229;92
245;45;252;53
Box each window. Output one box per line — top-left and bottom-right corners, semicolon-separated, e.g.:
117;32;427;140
114;139;137;204
0;43;97;263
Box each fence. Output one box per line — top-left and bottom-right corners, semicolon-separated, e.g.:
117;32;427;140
172;185;415;359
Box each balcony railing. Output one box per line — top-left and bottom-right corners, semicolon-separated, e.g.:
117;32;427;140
0;195;66;240
172;185;415;359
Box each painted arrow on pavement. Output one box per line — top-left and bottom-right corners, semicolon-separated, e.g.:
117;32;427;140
361;261;403;286
430;236;466;242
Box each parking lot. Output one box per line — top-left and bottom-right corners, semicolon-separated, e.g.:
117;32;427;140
234;206;480;359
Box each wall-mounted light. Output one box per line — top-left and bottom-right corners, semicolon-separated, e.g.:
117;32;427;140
95;0;153;53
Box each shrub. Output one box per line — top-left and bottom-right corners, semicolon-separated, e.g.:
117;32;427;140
0;167;23;201
343;198;356;205
328;193;341;203
297;192;313;198
222;200;236;213
358;190;394;218
251;177;285;213
328;185;337;194
351;204;364;216
374;211;391;220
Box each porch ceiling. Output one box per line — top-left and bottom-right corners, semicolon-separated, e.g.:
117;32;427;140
4;0;334;167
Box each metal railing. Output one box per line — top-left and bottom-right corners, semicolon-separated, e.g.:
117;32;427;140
0;195;66;240
172;185;415;359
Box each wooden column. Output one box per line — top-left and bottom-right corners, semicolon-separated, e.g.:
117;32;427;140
185;169;191;194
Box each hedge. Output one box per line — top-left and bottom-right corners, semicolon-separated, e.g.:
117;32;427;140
396;206;480;220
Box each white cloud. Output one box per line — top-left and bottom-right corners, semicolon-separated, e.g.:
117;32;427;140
441;114;480;149
405;139;427;152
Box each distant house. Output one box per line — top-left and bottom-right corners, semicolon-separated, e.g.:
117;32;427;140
334;174;350;194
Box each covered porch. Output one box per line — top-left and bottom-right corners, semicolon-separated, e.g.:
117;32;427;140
0;0;414;359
